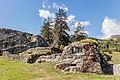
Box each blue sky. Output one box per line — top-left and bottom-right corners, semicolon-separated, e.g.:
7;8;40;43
0;0;120;38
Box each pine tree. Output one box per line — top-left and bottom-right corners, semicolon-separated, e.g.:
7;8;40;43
53;9;70;48
74;22;87;41
41;18;53;45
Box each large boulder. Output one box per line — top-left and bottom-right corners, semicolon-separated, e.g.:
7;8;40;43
56;41;112;74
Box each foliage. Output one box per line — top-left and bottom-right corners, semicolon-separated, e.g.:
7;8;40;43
98;37;120;61
99;37;120;52
102;52;112;61
41;18;53;45
53;9;70;48
74;22;87;41
0;56;120;80
41;9;70;48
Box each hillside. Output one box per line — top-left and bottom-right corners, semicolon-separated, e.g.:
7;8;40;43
110;35;120;39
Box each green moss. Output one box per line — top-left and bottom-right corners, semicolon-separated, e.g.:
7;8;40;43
72;39;99;46
80;39;99;45
19;52;27;56
60;45;65;51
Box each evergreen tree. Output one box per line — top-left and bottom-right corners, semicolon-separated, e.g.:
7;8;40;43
41;18;53;45
74;22;87;41
53;9;70;48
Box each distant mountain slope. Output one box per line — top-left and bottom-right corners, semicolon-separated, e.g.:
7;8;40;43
110;35;120;39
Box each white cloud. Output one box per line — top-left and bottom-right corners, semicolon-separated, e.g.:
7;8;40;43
84;31;90;35
42;0;51;9
80;21;90;27
74;21;90;28
42;2;46;8
67;14;75;23
52;3;68;12
74;22;79;28
39;9;54;19
101;17;120;39
48;5;51;9
68;21;90;35
68;25;75;35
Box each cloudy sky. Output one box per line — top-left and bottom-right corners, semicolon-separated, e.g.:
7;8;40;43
0;0;120;39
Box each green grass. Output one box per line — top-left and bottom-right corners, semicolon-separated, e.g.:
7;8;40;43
103;52;120;64
109;52;120;64
0;52;120;80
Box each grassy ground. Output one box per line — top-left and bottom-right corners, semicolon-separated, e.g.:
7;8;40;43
110;52;120;64
0;52;120;80
104;52;120;64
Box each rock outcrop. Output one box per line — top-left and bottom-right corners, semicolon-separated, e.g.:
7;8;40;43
55;41;112;74
0;28;48;54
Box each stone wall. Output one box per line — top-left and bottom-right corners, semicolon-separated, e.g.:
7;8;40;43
0;28;48;54
56;42;102;73
55;42;112;74
113;64;120;76
2;47;60;63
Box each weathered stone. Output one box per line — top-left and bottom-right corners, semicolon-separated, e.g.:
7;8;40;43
0;28;48;55
35;53;61;63
56;42;108;74
19;47;51;63
113;64;120;76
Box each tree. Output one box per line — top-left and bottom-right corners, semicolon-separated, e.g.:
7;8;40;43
41;18;53;45
53;9;70;48
74;22;87;41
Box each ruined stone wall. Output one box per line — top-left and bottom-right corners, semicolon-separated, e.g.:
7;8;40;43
2;47;60;63
0;28;48;54
55;42;103;73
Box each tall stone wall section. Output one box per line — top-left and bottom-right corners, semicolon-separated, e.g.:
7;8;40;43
0;28;48;54
55;42;113;74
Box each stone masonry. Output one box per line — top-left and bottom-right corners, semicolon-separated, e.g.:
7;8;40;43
0;28;48;54
55;42;113;74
